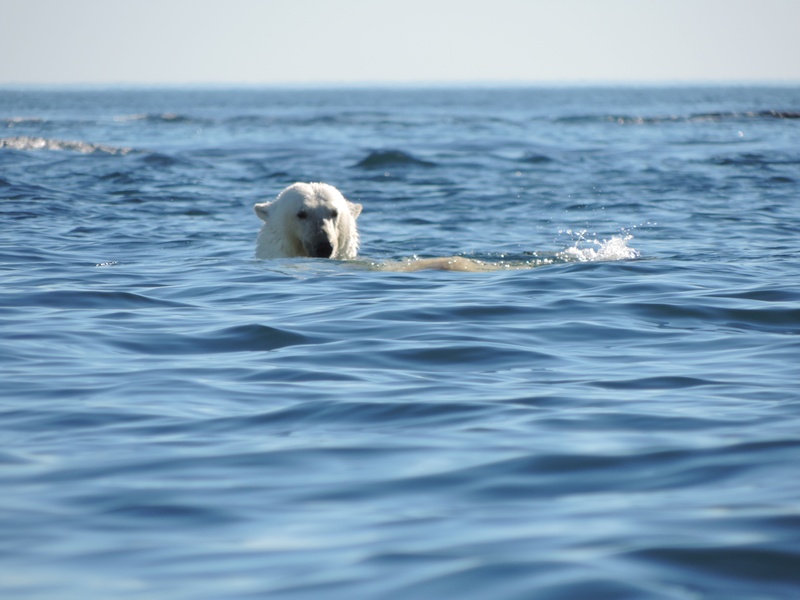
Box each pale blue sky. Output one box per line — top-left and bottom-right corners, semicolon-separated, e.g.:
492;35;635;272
4;0;800;85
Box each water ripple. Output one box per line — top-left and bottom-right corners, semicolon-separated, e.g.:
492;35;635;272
113;324;312;355
3;86;800;600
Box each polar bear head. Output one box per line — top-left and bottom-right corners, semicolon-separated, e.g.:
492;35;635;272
254;183;362;260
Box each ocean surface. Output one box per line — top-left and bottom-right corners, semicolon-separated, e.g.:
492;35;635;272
2;86;800;599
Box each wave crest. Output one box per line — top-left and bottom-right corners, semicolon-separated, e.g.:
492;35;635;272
0;136;134;155
354;149;436;169
114;113;195;124
556;110;800;125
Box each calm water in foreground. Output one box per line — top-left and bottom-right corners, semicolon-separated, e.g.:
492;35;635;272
1;86;800;598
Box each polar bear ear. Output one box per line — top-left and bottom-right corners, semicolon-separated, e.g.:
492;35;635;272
348;201;363;220
254;202;272;222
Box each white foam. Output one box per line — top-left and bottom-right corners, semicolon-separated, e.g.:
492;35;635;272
3;117;44;126
0;136;132;155
558;232;640;263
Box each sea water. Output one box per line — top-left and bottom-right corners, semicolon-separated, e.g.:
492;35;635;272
1;86;800;599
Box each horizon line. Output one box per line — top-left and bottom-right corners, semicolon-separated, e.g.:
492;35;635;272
2;78;800;90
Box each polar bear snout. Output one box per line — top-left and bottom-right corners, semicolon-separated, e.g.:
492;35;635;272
311;239;334;258
302;223;337;258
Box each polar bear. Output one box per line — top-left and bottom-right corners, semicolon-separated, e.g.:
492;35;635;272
254;182;362;260
253;182;536;271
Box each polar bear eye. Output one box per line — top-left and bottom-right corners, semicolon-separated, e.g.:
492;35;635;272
297;210;308;220
330;209;338;219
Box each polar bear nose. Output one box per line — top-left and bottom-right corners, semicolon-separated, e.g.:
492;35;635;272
312;241;334;258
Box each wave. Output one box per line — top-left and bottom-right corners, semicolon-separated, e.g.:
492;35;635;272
518;151;555;164
556;110;800;125
113;113;197;124
354;149;436;169
707;152;800;168
113;324;311;355
2;116;45;126
6;290;187;310
0;136;134;155
696;110;800;120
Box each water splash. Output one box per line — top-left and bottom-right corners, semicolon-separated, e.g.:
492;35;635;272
558;231;640;262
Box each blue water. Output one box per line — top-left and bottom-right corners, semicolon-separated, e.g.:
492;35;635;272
2;86;800;599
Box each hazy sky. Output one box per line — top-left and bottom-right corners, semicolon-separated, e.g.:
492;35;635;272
4;0;800;85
